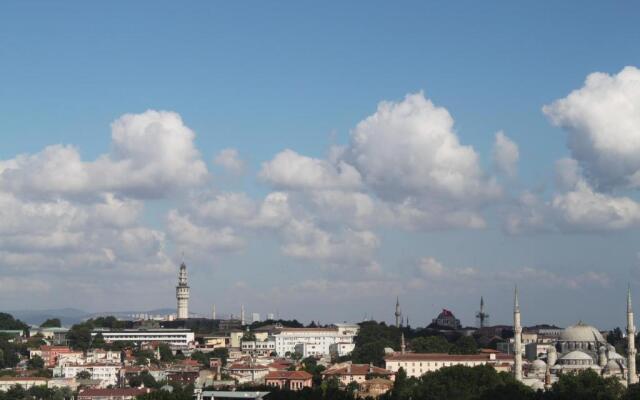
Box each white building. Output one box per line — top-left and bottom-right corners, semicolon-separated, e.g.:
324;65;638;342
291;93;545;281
385;352;514;378
273;324;358;357
0;377;49;391
91;329;194;347
57;364;120;388
241;339;276;356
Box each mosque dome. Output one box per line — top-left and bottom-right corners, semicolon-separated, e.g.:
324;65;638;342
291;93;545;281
603;359;625;375
559;322;605;343
559;350;593;362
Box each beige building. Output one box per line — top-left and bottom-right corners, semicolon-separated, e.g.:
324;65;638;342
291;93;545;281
322;363;395;386
385;352;514;378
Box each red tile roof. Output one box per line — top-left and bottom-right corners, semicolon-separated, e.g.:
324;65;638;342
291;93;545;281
323;364;394;377
265;370;312;380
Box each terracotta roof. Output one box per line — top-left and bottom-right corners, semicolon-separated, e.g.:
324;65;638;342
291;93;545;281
323;364;394;376
78;388;151;397
385;353;513;362
265;370;312;380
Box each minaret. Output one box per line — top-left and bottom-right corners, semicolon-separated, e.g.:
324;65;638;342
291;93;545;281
628;285;638;385
395;297;402;328
400;332;406;354
513;286;523;382
212;304;216;320
176;262;190;319
241;305;245;326
476;296;489;328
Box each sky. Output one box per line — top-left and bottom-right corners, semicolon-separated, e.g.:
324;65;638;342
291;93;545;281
2;1;640;329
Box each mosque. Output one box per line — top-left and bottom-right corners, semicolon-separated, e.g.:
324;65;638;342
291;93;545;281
513;287;638;390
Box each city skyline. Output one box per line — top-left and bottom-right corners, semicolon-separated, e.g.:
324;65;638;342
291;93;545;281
2;2;640;329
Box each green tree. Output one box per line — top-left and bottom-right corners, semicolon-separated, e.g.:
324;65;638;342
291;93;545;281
0;313;29;331
547;369;624;400
76;370;92;379
449;336;478;355
241;332;256;342
40;318;61;328
410;336;451;353
92;332;106;349
28;355;45;369
158;343;174;362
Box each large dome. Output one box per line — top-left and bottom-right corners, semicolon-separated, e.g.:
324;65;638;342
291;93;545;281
559;322;605;343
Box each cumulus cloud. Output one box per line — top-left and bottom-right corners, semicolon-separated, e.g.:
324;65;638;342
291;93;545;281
214;148;246;175
493;131;519;177
258;92;501;231
281;219;379;266
0;110;208;199
348;92;500;202
543;66;640;190
166;210;245;255
260;149;362;190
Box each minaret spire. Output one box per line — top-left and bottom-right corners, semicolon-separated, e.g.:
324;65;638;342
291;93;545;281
628;284;638;385
395;296;402;328
513;285;523;382
400;332;406;354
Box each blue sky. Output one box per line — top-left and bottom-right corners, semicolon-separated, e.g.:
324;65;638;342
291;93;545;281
2;1;640;329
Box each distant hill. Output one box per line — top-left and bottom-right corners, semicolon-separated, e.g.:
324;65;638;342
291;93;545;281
7;308;190;327
8;308;90;326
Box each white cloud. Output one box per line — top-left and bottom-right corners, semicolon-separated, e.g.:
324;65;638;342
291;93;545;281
543;66;640;190
551;181;640;231
348;92;500;203
493;131;519;177
281;219;379;266
260;149;362;190
0;110;208;199
166;210;245;255
214;148;246;175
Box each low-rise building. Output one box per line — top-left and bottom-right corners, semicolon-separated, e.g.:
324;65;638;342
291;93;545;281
273;325;358;357
77;387;152;400
58;364;120;388
322;363;395;386
226;361;269;384
30;346;78;368
358;378;394;398
0;377;49;391
384;352;514;378
241;339;276;356
92;329;194;347
265;370;312;391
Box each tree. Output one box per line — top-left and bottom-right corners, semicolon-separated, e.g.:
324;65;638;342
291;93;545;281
410;336;451;353
158;343;174;362
92;332;106;349
0;313;29;331
547;369;624;400
241;332;256;342
351;341;387;366
28;355;45;370
76;370;92;379
449;336;478;355
40;318;61;328
211;348;229;366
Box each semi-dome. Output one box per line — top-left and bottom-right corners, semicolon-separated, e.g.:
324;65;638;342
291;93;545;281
604;359;623;373
559;350;593;361
559;322;605;343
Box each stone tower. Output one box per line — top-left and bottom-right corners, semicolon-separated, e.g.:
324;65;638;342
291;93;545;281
395;297;402;328
628;285;638;385
513;286;523;382
176;262;190;319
